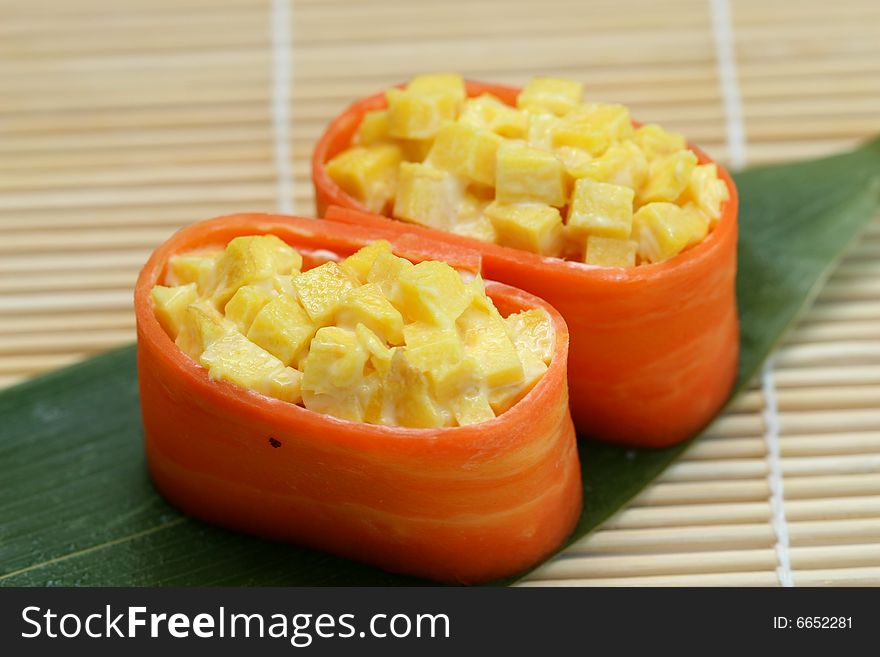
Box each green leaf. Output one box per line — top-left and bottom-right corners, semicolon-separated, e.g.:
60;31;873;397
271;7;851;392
1;138;879;586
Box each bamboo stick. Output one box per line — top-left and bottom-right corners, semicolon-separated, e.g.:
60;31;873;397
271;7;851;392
568;523;776;554
525;549;778;580
519;571;780;587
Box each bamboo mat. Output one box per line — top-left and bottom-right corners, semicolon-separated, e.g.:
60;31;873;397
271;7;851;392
1;0;879;586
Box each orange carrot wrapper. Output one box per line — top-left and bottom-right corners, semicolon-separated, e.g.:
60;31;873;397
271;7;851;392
313;82;739;448
135;214;581;584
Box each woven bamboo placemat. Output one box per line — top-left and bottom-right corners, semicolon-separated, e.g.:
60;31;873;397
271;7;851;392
1;0;878;586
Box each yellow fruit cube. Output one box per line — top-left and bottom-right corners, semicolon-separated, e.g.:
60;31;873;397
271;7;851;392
555;146;593;174
266;367;304;404
175;303;231;359
336;283;405;345
569;141;648;190
457;306;524;388
407;72;466;109
398;260;471;326
399;138;434;163
634;123;687;159
224;284;275;334
301;326;367;391
402;323;463;380
432;357;495;426
489;348;547;414
366;251;414;308
247;294;316;366
169;251;221;295
392;162;463;230
292;261;358;326
517;77;583;116
584;235;638;267
551;104;631;156
451;214;497;244
341;240;392;283
325;143;403;213
355;323;394;376
504;308;555;365
357;109;390;146
199;332;301;403
386;87;458;140
526;112;562;150
495;141;568;207
301;327;371;421
681;164;729;228
567;179;635;240
211;235;301;308
486;201;564;256
427;121;502;187
632;202;708;263
638;149;698;204
383;348;446;428
151;283;198;339
459;94;528;138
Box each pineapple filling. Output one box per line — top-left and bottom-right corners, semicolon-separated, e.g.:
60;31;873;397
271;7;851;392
325;73;729;267
151;235;554;428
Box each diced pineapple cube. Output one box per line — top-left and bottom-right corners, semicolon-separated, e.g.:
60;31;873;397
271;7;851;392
325;143;403;213
526;112;562;150
224;284;274;334
569;141;648;190
211;235;301;308
266;367;304;404
632;202;708;263
392;162;463;230
486;201;564;256
634;123;687;159
341;240;392;283
517;77;583;116
459;94;528;138
246;294;316;366
151;283;198;339
169;251;222;295
301;326;370;422
551;103;631;156
555;146;593;174
495;141;568;207
200;331;301;402
567;179;635;240
585;235;638;267
386;87;458;140
399;138;434;163
402;323;463;381
383;348;446;428
504;308;555;365
426;121;502;186
489;348;547;414
292;261;358;326
638;149;698;205
407;72;466;109
432;357;495;426
175;302;231;359
357;109;390;146
336;283;405;345
457;306;524;388
398;260;471;326
366;251;413;307
681;164;729;228
451;214;497;244
355;323;394;376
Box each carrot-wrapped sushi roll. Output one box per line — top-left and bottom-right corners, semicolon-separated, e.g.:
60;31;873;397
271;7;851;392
312;75;739;447
135;213;581;583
